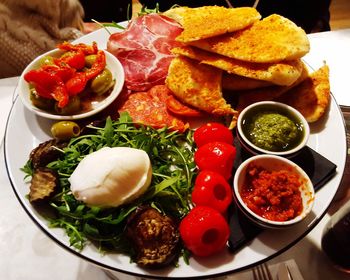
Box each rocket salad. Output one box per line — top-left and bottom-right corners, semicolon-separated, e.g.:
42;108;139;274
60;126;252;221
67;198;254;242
22;112;197;257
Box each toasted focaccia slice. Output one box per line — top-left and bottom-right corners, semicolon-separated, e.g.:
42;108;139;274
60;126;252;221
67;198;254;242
236;64;309;111
165;56;237;117
172;46;304;86
190;14;310;63
277;64;330;123
222;73;273;91
164;6;261;43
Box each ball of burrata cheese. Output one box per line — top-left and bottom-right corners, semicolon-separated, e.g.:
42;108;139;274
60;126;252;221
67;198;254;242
69;147;152;207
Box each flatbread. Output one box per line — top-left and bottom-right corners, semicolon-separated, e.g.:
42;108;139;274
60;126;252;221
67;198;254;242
172;46;304;86
222;73;273;91
236;64;309;111
164;6;261;43
165;56;237;116
190;14;310;63
162;6;189;25
277;65;330;123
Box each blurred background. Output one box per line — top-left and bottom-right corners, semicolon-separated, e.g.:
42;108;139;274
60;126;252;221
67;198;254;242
329;0;350;29
132;0;350;30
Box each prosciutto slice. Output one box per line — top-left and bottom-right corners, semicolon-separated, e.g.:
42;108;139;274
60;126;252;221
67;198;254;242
107;14;184;91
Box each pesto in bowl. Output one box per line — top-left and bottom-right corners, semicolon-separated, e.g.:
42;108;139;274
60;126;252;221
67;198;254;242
237;101;310;157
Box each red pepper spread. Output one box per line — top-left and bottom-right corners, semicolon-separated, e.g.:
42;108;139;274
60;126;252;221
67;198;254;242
240;163;303;222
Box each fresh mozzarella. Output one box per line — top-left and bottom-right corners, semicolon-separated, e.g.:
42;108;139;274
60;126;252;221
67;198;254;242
69;147;152;207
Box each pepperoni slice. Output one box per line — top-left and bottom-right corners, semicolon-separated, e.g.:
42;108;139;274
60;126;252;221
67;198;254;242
119;85;189;132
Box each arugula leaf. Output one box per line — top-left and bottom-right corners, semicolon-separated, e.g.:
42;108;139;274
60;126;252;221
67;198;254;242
138;3;160;16
103;117;114;146
22;112;197;254
20;161;33;180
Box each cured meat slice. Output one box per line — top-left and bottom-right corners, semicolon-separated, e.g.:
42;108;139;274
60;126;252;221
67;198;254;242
107;14;183;91
118;85;188;132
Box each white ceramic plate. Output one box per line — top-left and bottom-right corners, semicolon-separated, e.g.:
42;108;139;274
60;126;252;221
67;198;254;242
4;28;347;279
17;47;124;120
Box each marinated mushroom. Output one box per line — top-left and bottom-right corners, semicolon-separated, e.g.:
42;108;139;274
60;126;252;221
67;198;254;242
29;139;67;168
29;167;59;203
126;206;180;268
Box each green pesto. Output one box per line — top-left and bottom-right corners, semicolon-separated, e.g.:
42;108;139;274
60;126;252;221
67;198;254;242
243;110;304;152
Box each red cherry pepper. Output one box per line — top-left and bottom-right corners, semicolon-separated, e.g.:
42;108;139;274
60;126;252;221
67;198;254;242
194;122;234;147
57;41;98;55
194;141;236;180
179;206;230;257
192;170;233;214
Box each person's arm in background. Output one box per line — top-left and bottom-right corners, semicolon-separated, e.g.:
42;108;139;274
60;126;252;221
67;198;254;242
0;0;84;78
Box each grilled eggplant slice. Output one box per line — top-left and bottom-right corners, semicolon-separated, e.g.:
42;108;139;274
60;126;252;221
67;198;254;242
30;139;67;168
126;206;180;268
29;167;59;203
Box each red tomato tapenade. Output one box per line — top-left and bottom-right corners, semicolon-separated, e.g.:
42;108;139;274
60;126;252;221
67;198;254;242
240;163;303;222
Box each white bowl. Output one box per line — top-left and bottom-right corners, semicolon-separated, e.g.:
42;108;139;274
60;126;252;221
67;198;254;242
17;48;124;120
233;154;315;229
237;101;310;157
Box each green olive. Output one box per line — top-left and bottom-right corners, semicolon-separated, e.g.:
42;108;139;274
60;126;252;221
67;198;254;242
85;54;97;67
30;88;55;110
90;68;114;95
51;121;80;140
39;55;55;66
55;96;81;115
60;51;75;59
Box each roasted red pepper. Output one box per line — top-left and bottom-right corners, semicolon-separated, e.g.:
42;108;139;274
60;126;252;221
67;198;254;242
65;50;105;95
166;94;203;117
52;83;69;108
179;206;230;257
57;50;86;70
57;41;98;55
194;141;236;180
194;122;234;147
41;64;76;82
192;170;233;214
24;69;69;107
65;72;87;95
25;42;107;110
85;50;106;80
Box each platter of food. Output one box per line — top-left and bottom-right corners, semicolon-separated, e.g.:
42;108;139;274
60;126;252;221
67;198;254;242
4;6;347;279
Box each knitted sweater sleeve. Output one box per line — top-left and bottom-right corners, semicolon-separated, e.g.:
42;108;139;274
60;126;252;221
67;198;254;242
0;0;84;78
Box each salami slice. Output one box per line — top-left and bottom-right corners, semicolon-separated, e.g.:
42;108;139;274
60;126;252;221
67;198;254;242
118;85;188;132
107;14;183;91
